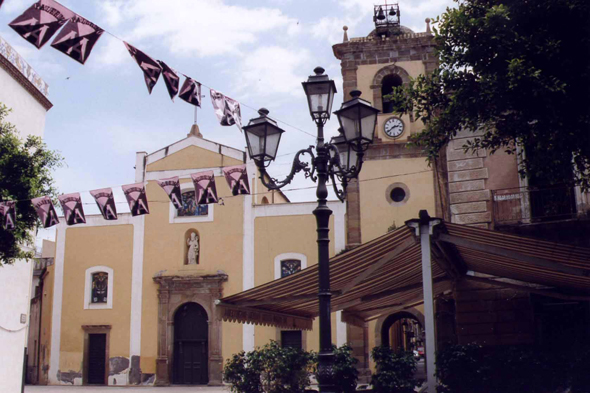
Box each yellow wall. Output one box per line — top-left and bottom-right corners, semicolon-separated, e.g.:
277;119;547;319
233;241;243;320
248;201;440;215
146;145;243;172
59;225;134;373
39;260;55;385
359;158;435;243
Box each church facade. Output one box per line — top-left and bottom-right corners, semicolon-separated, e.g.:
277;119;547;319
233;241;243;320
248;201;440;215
36;11;449;386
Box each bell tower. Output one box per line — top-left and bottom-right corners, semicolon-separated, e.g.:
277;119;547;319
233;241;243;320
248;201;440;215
333;5;445;243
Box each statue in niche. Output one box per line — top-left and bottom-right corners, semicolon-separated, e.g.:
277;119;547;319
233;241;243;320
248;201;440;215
186;232;200;265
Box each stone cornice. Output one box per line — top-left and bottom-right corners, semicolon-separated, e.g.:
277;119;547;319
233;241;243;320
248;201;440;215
0;54;53;111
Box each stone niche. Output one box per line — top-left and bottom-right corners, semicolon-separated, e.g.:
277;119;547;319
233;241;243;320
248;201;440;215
152;274;228;386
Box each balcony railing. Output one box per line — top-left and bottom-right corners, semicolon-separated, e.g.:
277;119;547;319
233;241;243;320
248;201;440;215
33;257;53;272
492;186;581;225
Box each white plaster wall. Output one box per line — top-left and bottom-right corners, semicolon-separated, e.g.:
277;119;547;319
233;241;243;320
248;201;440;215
0;67;47;139
0;53;48;392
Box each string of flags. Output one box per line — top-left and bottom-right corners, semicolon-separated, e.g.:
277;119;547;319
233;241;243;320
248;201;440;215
4;0;243;131
0;165;251;230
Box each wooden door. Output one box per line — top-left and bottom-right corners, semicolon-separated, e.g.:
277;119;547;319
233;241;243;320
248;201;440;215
173;303;209;384
87;334;106;385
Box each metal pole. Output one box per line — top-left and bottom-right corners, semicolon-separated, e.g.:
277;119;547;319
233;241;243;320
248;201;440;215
314;122;335;393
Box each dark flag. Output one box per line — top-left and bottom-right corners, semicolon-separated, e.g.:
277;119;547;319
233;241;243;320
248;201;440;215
158;61;179;101
179;77;202;107
90;188;118;220
0;201;16;230
157;176;182;210
0;1;4;9
223;165;250;196
58;192;86;225
51;15;103;65
32;196;60;228
210;89;242;131
122;183;150;216
191;171;218;204
124;42;162;94
9;0;75;49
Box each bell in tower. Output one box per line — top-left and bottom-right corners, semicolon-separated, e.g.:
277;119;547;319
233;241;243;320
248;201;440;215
373;3;401;37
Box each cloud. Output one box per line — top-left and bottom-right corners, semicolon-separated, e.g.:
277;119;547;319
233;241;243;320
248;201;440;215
234;46;312;98
91;35;131;68
97;0;299;58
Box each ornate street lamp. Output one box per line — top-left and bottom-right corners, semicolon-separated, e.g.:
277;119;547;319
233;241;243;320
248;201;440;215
243;68;379;393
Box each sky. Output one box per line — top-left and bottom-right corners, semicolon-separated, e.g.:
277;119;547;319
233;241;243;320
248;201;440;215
0;0;455;246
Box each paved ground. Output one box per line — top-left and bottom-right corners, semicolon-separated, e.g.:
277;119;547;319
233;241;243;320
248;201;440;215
26;386;230;392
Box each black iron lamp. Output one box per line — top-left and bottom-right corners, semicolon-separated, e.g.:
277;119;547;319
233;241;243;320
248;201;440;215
301;67;337;123
334;90;379;150
243;68;379;393
243;108;285;165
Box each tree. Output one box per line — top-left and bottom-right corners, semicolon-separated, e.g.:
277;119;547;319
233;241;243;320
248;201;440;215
0;103;62;264
391;0;590;189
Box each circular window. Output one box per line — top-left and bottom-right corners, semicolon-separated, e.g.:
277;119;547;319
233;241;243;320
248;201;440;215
390;187;406;202
386;183;410;206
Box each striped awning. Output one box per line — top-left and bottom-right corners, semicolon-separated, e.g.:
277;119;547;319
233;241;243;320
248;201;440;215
217;221;590;330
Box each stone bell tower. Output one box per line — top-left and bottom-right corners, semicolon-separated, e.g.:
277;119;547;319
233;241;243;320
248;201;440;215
333;6;445;381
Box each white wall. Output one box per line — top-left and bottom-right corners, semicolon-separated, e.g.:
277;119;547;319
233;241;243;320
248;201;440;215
0;38;49;391
0;67;47;139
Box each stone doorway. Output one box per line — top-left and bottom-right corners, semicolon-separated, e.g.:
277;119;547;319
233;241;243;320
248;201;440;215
153;274;227;386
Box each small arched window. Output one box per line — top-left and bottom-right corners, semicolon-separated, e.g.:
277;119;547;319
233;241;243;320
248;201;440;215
84;266;114;310
261;196;269;205
381;74;403;113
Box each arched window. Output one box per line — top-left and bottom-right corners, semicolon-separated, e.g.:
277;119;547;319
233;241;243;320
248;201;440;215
381;74;403;113
261;196;269;205
84;266;114;310
169;181;214;224
274;253;307;280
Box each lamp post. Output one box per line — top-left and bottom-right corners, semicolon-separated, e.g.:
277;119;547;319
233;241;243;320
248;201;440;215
243;67;379;393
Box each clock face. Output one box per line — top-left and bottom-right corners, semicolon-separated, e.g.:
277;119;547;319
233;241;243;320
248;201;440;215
384;117;404;138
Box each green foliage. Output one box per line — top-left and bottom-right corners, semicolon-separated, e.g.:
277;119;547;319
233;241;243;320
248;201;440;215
0;104;62;264
436;344;576;393
370;346;418;393
312;345;359;393
223;340;314;393
390;0;590;189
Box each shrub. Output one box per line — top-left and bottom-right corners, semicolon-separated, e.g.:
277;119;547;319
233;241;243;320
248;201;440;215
436;344;572;393
371;346;418;393
223;341;314;393
312;344;359;393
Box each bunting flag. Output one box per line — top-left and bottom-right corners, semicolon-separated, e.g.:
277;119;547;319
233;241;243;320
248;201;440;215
191;171;218;204
223;165;250;196
0;1;4;9
179;77;202;107
124;42;162;94
158;60;179;101
0;201;16;230
31;196;60;228
58;192;86;225
50;15;104;65
122;183;149;216
157;176;182;209
90;188;118;220
9;0;75;49
210;89;242;131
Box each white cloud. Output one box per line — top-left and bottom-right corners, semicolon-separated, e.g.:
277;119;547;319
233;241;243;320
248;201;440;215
91;35;131;67
311;15;364;44
97;0;299;58
234;46;312;98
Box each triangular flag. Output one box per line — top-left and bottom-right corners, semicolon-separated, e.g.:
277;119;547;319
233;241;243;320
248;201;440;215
122;183;149;216
89;188;118;220
157;177;183;210
31;196;60;228
9;0;75;49
0;201;16;230
210;89;242;131
124;42;162;94
158;61;179;101
51;15;104;65
191;171;218;204
223;165;250;196
179;77;202;107
58;193;86;226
